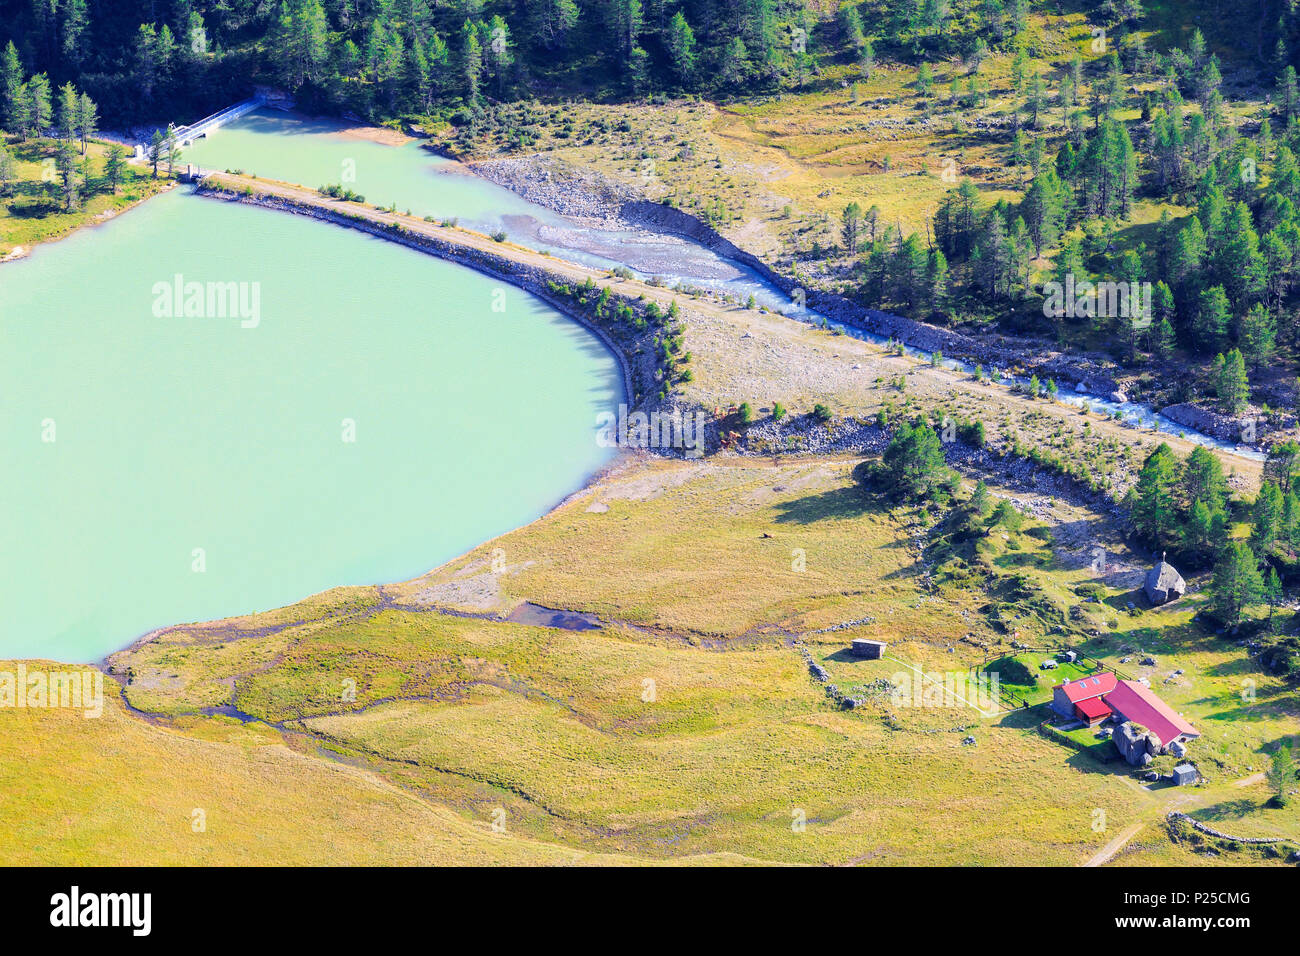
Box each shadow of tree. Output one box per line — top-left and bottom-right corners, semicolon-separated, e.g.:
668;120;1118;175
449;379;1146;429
772;486;877;524
1190;799;1263;823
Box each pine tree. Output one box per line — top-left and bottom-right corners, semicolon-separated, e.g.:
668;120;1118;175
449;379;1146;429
104;141;127;192
719;36;748;88
1151;281;1176;357
135;24;158;103
1217;201;1265;311
1265;441;1300;494
1212;348;1250;415
1210;540;1263;627
666;11;697;84
534;0;579;50
1193;284;1230;354
877;421;952;501
611;0;644;58
1278;67;1299;124
461;22;482;103
61;0;90;70
926;248;948;309
279;0;330;88
484;15;513;95
0;144;14;196
1023;70;1044;128
1267;745;1295;806
841;201;862;252
1238;304;1276;369
890;232;929;311
55;136;78;210
916;63;933;98
1130;443;1180;548
1252;480;1284;555
838;5;865;56
1019;170;1060;254
148;128;163;177
1182;498;1217;560
25;73;51;137
1264;567;1283;613
0;40;22;131
56;81;77;141
73;92;96;153
1183;445;1227;512
163;123;181;177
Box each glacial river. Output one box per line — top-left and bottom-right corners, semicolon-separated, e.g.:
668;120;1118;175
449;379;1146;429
186;109;1262;461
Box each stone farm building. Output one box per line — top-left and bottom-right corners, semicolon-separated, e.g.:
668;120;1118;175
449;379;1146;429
850;639;886;659
1105;680;1200;753
1049;672;1200;765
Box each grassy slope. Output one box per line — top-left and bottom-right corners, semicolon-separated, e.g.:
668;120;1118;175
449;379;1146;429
82;456;1297;865
0;671;717;865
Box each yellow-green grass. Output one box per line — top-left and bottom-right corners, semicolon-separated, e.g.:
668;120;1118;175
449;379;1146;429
112;605;1156;864
0;134;169;256
402;457;981;639
0;663;710;866
104;456;1297;864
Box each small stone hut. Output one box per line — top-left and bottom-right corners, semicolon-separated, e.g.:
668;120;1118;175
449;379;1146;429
850;638;886;660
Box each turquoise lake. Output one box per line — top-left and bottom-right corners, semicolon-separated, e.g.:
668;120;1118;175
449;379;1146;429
0;189;621;662
183;108;792;305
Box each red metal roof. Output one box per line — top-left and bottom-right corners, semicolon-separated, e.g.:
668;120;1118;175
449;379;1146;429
1059;671;1117;703
1075;696;1112;721
1105;680;1199;746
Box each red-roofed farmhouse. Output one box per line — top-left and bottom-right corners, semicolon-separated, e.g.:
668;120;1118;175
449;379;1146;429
1105;680;1199;749
1050;671;1118;723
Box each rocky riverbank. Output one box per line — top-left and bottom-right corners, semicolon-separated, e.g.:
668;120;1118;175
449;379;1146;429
469;154;1132;401
1160;402;1295;445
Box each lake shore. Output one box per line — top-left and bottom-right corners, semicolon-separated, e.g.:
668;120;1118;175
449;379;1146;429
0;140;175;262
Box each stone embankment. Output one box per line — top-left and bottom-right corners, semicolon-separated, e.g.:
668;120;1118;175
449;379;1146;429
470;154;1134;402
198;175;1140;514
1160;402;1295;444
195;179;655;406
1167;811;1297;848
